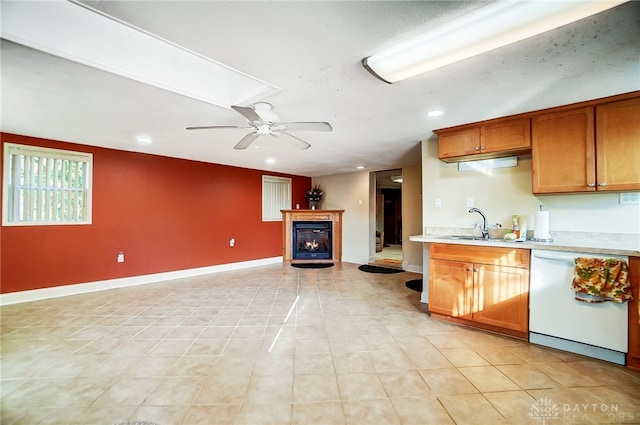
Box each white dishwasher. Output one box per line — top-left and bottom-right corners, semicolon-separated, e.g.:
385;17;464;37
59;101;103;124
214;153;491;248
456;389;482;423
529;249;628;365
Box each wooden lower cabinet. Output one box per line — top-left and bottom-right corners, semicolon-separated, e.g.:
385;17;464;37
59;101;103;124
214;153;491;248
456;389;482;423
429;243;530;339
473;263;529;332
628;256;640;370
429;259;473;319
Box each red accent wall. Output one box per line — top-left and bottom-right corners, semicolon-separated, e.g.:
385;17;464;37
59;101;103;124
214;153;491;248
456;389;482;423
1;133;311;294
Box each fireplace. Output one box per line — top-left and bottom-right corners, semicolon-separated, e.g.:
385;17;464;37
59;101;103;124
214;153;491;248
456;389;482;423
293;221;332;260
281;209;344;263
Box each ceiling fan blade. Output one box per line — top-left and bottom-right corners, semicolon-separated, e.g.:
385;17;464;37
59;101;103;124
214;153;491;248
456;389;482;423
231;105;263;123
280;122;332;132
186;125;245;130
234;132;260;150
278;132;311;150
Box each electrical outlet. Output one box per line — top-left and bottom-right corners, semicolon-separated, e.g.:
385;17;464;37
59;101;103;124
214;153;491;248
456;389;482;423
230;238;235;247
466;197;474;208
117;251;124;263
619;192;640;205
434;198;442;208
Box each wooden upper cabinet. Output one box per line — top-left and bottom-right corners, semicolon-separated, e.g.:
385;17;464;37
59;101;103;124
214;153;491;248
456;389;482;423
532;95;640;194
596;97;640;192
437;127;481;159
532;107;596;194
437;117;531;162
482;117;531;154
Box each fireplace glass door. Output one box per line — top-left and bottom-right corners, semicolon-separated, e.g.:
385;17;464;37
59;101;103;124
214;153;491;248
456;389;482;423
293;221;332;260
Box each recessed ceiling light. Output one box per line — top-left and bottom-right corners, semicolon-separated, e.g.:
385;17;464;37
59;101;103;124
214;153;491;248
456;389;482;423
136;135;152;144
427;110;444;117
266;158;275;164
357;165;365;169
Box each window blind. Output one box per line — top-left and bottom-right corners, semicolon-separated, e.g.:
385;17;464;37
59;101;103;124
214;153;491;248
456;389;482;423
3;143;92;225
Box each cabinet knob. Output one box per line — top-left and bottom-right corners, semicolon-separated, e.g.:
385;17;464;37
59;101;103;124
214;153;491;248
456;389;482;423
480;146;485;151
466;267;472;271
474;147;480;151
599;182;606;187
587;183;595;187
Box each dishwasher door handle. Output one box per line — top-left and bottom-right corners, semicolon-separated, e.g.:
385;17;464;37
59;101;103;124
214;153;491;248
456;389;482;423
532;250;577;264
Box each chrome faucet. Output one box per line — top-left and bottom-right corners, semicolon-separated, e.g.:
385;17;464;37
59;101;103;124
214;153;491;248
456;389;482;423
469;208;489;239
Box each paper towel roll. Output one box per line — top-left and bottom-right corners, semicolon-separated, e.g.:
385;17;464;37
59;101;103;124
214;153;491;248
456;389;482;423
534;210;551;240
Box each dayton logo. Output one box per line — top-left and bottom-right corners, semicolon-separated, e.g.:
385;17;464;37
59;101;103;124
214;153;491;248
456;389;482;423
530;398;560;424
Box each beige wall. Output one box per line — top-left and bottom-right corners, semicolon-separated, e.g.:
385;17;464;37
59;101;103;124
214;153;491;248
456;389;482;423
401;165;423;273
314;165;424;271
421;136;640;235
313;172;371;265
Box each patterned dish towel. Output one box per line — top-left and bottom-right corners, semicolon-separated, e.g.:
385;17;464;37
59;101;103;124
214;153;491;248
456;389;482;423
572;257;631;303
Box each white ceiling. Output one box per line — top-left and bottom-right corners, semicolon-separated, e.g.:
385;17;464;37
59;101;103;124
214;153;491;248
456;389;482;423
1;1;639;177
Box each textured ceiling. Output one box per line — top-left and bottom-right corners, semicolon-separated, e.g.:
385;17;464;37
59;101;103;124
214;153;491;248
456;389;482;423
1;1;638;177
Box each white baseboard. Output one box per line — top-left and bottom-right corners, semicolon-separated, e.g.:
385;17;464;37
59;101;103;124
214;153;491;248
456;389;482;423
403;264;423;274
0;257;282;306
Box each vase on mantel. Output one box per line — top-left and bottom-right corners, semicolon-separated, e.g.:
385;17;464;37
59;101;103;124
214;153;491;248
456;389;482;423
309;201;320;210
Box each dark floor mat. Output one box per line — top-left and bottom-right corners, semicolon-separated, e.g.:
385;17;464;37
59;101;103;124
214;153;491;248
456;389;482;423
291;263;334;269
358;264;403;274
405;279;423;292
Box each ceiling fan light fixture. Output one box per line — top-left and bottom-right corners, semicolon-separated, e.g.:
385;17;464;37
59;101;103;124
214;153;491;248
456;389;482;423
363;0;626;83
187;103;331;150
253;102;280;123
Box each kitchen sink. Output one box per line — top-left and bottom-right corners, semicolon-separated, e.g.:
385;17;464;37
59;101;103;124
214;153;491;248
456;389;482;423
439;235;501;242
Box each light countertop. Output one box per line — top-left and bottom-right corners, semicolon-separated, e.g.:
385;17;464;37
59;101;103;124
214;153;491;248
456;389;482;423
409;229;640;257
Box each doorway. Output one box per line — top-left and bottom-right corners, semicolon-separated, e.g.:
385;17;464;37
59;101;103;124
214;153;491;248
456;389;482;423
374;169;402;268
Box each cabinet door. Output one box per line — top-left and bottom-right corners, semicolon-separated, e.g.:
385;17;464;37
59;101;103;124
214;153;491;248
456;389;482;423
532;107;595;194
438;127;481;159
428;259;473;319
596;97;640;191
472;264;529;332
482;117;531;154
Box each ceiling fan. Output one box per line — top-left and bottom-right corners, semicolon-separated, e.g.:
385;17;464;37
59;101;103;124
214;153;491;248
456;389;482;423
186;102;332;150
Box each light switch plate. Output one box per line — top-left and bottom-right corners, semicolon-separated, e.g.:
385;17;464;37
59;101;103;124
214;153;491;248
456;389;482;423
619;192;640;205
466;197;474;208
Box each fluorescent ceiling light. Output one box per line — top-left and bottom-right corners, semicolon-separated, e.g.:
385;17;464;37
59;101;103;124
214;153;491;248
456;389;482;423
1;1;281;108
458;156;518;172
363;0;627;83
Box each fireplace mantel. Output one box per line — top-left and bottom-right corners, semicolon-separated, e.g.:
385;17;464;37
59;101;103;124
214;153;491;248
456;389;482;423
281;209;344;263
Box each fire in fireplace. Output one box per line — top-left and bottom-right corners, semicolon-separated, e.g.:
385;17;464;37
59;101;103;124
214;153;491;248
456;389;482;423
293;221;332;260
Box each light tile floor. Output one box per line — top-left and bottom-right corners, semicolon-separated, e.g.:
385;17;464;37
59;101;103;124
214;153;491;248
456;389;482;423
2;262;640;425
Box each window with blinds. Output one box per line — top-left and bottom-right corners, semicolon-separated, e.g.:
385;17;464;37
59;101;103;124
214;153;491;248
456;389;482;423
2;143;93;226
262;175;291;221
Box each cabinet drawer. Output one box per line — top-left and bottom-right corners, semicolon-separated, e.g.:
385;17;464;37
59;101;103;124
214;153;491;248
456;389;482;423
429;243;530;269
